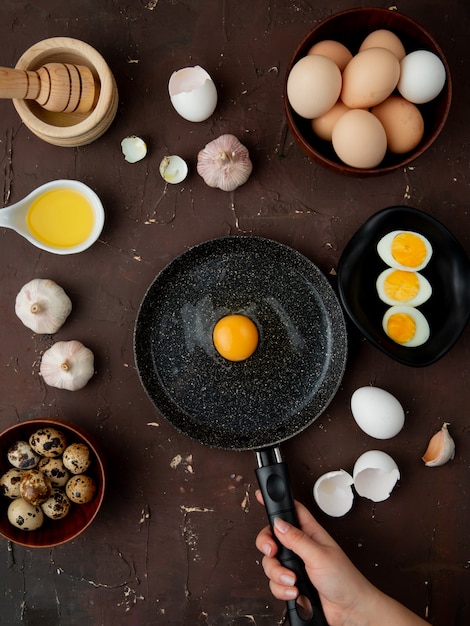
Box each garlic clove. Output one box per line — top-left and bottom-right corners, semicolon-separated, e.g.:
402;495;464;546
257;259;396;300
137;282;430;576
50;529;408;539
15;278;72;334
40;340;95;391
422;422;455;467
197;134;253;192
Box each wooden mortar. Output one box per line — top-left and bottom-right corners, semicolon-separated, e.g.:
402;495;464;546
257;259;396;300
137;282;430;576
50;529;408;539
13;37;118;147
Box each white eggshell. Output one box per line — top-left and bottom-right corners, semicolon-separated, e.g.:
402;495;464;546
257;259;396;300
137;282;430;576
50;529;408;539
351;386;405;439
398;50;446;104
313;469;354;517
169;66;218;122
353;450;400;502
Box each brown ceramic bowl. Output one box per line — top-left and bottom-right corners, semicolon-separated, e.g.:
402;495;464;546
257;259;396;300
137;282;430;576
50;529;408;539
0;418;105;548
284;8;452;176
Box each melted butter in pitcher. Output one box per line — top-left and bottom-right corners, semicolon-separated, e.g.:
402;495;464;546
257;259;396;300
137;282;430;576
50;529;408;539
26;188;95;249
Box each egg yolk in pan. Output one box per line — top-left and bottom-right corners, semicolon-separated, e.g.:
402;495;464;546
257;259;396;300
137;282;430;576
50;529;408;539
213;314;259;361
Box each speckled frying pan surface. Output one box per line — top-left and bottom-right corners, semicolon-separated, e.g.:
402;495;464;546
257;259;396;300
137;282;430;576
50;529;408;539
134;236;347;451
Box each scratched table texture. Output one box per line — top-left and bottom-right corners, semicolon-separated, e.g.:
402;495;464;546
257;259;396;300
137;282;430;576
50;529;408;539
0;1;469;625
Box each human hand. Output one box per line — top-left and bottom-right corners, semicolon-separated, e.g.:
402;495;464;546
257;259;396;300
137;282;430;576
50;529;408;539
255;490;375;626
255;490;428;626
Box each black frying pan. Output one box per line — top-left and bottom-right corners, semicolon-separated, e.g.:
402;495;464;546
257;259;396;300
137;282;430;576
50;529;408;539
134;236;347;626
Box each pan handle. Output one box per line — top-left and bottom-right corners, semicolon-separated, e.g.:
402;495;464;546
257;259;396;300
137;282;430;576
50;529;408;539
255;447;329;626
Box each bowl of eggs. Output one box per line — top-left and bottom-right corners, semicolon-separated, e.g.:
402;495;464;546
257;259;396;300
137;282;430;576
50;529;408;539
0;418;105;548
337;206;470;366
284;7;452;175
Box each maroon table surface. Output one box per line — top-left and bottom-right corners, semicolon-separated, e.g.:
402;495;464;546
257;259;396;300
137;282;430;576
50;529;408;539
1;1;469;625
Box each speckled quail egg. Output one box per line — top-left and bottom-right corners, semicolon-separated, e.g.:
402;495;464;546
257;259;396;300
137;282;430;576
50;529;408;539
7;441;40;469
41;488;72;520
66;475;96;504
0;468;25;498
63;443;92;474
37;457;70;487
7;497;44;530
29;427;67;458
19;469;52;506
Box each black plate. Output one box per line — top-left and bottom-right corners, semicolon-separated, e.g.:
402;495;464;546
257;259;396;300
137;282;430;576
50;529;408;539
134;236;347;450
338;206;470;367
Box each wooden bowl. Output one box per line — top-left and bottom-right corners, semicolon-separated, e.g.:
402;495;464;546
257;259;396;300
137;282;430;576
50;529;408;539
13;37;118;147
284;8;452;176
0;418;105;548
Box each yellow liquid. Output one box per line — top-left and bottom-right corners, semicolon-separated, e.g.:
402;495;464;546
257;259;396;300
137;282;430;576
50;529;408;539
26;188;95;248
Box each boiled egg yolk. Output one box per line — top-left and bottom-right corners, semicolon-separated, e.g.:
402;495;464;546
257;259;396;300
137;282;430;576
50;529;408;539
386;310;416;344
213;314;259;361
376;268;432;307
391;232;427;268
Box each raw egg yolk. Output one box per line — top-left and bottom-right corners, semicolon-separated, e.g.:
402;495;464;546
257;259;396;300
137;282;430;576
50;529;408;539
383;270;420;302
386;311;416;344
213;314;259;361
391;232;427;268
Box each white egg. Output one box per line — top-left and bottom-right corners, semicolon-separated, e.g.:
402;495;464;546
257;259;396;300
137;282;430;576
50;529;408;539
377;230;433;271
398;50;446;104
382;305;430;347
351;386;405;439
168;66;218;122
313;469;354;517
353;450;400;502
376;268;432;307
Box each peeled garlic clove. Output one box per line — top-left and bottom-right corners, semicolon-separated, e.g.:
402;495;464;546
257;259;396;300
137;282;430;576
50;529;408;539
159;155;188;184
422;422;455;467
15;278;72;334
197;134;253;192
121;135;147;163
40;340;95;391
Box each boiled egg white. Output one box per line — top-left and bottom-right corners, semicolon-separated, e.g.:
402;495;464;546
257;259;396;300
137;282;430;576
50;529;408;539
377;230;433;271
376;268;432;307
351;386;405;439
353;450;400;502
382;305;430;347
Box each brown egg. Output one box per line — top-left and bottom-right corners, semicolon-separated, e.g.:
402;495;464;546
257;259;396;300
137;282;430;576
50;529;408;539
359;29;406;61
287;54;342;119
341;48;400;108
332;109;387;169
372;96;425;153
311;101;350;141
20;469;52;506
308;39;353;71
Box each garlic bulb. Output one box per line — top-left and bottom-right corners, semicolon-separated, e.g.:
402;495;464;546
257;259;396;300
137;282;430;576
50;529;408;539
422;422;456;467
15;279;72;334
197;134;252;192
40;340;94;391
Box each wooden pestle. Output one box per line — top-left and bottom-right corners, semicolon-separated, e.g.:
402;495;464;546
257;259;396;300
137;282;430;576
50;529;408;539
0;62;97;114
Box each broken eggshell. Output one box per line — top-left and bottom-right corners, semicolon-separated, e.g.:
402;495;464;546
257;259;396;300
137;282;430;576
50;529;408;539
159;155;188;184
353;450;400;502
168;65;218;122
121;135;147;163
313;469;354;517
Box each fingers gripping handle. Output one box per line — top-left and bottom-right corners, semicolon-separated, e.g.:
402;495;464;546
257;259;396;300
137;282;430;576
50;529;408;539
255;448;329;626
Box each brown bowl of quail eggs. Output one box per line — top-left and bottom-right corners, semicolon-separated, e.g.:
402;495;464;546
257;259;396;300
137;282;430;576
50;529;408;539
0;418;105;548
284;7;452;175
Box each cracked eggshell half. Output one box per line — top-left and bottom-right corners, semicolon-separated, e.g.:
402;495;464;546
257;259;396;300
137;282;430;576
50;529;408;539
353;450;400;502
169;66;218;122
313;469;354;517
351;386;405;439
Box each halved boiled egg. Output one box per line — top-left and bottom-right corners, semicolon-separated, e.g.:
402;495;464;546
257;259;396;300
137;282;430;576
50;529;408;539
213;314;259;361
377;230;432;271
382;305;430;347
376;268;432;307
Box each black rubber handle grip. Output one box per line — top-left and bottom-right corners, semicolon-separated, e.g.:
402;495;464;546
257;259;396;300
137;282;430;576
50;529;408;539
255;456;329;626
